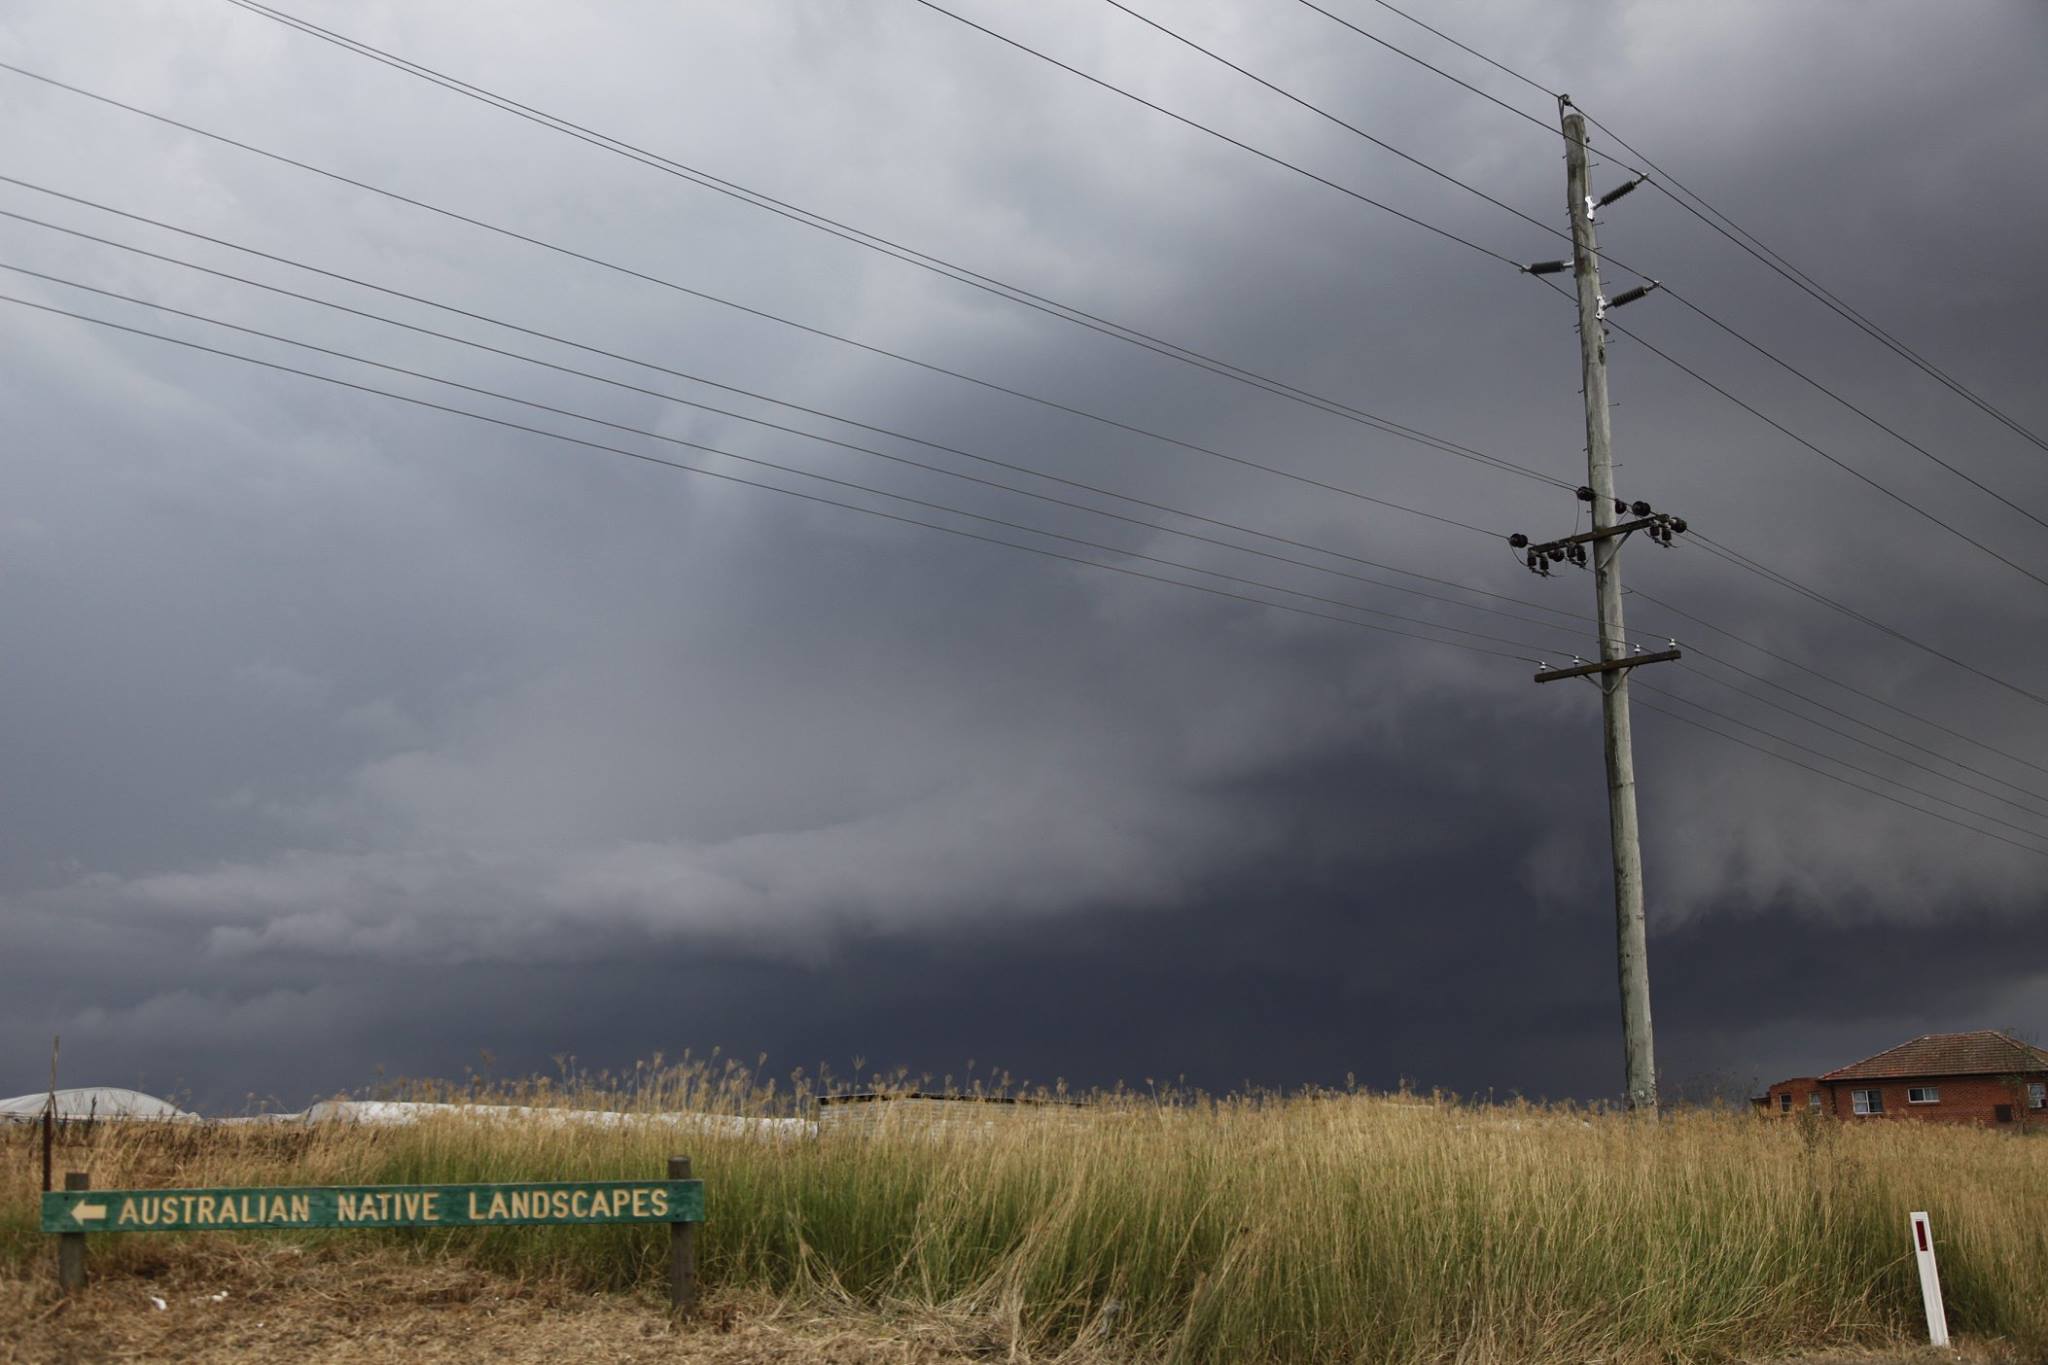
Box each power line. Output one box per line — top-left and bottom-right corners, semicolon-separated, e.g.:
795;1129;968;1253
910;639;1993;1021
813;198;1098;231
1674;655;2048;824
202;6;1567;489
1098;0;1567;246
19;288;2046;871
1101;7;2048;592
1634;683;2048;855
0;221;1588;639
1294;0;2048;461
904;2;2048;595
1629;585;2048;780
0;173;1553;567
0;183;1542;561
32;29;2043;777
1661;283;2048;533
16;6;2044;899
911;7;2048;733
928;4;2048;731
943;0;2048;581
228;5;2048;598
1;285;1576;660
1679;533;2048;713
0;62;1573;502
904;0;1521;266
1273;5;2048;534
1286;0;1559;138
1599;309;2048;593
1339;0;1559;104
13;288;2042;867
1633;694;2048;863
1580;111;2048;459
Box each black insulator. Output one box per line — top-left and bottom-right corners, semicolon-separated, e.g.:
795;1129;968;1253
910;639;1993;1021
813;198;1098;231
1509;532;1529;548
1614;498;1628;515
1669;517;1688;534
1596;176;1646;208
1521;259;1571;276
1630;500;1653;517
1575;486;1594;502
1548;547;1566;562
1525;551;1540;571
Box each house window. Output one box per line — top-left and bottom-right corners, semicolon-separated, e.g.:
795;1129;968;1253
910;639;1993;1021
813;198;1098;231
1808;1091;1823;1112
1995;1104;2014;1124
1907;1086;1940;1105
1852;1089;1884;1115
1778;1093;1792;1113
2029;1082;2045;1111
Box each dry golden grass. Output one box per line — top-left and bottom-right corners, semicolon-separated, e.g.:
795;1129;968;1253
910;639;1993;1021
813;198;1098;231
4;1063;2044;1363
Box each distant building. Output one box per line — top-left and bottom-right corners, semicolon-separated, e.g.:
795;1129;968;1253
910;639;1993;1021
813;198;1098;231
1753;1031;2048;1128
1755;1076;1825;1116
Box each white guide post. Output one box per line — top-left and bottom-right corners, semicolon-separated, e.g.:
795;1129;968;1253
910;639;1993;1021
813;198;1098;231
1909;1210;1950;1348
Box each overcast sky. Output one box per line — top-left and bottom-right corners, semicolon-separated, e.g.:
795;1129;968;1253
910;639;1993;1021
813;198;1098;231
3;0;2045;1112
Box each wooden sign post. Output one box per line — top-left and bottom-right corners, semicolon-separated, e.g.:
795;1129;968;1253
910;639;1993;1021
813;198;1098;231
44;1158;705;1312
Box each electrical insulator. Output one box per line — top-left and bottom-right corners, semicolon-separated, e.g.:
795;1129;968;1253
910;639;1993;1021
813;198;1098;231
1608;280;1662;309
1630;500;1652;517
1596;175;1649;208
1669;517;1688;534
1520;259;1571;276
1525;551;1541;573
1509;532;1529;548
1548;547;1566;562
1575;486;1594;502
1613;498;1628;516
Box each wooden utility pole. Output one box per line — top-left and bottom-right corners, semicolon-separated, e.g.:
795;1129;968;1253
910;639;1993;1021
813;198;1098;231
1561;100;1658;1115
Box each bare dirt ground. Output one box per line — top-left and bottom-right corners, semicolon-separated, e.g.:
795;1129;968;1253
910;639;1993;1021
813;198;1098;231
0;1246;996;1364
0;1248;2014;1364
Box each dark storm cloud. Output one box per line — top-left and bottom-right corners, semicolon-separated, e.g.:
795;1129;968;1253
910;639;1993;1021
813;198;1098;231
1;0;2043;1109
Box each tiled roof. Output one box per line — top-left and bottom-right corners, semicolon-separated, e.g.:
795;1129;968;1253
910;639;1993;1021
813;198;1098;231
1820;1031;2048;1083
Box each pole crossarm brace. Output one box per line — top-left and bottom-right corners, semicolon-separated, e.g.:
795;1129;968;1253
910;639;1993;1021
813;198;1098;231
1508;509;1688;576
1528;514;1679;554
1534;648;1681;684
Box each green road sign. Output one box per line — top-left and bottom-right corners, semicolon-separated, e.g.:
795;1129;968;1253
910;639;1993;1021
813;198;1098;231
42;1179;704;1233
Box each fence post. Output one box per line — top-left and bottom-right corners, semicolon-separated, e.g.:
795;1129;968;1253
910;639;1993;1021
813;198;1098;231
57;1172;89;1294
668;1156;697;1316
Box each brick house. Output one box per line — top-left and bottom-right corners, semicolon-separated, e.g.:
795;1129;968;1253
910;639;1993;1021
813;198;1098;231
1755;1076;1826;1117
1755;1031;2048;1128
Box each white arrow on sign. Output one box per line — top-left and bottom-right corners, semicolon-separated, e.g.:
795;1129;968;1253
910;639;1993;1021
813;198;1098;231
71;1202;108;1223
